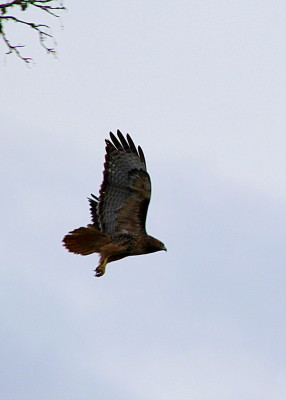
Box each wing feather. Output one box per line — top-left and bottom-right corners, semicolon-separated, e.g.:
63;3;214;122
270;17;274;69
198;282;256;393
138;146;146;168
109;131;123;150
116;129;130;151
88;194;100;228
126;134;139;156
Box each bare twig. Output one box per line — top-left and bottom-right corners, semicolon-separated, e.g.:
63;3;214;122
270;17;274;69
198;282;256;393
1;27;32;63
31;1;65;17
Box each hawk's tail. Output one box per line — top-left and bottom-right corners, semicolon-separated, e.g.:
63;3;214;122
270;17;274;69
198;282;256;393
62;224;109;255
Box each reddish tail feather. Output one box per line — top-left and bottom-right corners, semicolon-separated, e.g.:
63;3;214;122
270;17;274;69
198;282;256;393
62;224;109;256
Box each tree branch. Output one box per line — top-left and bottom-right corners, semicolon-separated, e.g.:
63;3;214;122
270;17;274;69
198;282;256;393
0;1;66;63
1;26;32;63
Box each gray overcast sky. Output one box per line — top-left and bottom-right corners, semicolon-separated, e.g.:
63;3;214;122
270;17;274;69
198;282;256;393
1;1;286;399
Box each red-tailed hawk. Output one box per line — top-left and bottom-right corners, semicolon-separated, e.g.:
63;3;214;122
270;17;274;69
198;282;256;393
62;130;166;277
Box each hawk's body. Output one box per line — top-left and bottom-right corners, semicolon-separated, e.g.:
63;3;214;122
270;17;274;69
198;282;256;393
63;131;166;277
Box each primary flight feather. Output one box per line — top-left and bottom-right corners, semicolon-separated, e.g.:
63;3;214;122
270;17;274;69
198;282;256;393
62;130;166;277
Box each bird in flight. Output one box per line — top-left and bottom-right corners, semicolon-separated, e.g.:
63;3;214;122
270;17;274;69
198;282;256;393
62;130;166;277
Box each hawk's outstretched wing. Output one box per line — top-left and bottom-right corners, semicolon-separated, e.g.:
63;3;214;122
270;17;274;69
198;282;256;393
97;130;151;235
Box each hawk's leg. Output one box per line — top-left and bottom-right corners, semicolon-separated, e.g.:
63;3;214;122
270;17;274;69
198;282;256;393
94;257;108;277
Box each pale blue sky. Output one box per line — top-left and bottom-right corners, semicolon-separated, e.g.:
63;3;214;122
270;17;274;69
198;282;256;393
1;1;286;399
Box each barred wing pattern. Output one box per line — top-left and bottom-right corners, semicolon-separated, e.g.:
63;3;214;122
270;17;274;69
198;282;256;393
97;130;151;235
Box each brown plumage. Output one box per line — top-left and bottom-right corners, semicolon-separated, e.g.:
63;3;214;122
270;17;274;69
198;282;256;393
62;130;166;277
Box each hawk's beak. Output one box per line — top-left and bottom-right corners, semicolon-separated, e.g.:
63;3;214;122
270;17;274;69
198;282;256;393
162;245;167;252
